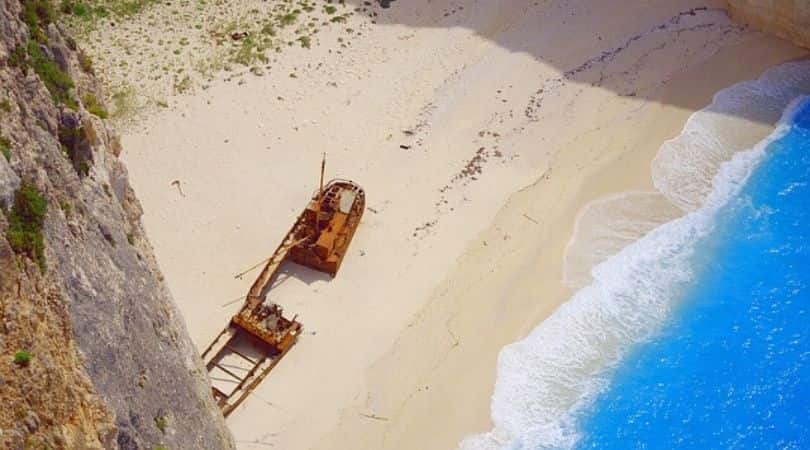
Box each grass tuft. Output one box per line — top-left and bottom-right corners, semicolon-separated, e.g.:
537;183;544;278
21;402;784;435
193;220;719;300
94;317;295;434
78;50;94;73
278;12;298;27
60;200;72;217
82;93;108;118
60;0;90;17
173;76;192;93
14;350;33;366
154;416;168;433
298;35;311;49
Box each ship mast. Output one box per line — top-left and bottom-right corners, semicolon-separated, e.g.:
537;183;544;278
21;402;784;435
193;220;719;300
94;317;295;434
315;153;326;234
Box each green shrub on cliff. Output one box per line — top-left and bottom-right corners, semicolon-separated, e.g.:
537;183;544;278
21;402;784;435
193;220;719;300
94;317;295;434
6;183;48;272
8;44;27;67
13;0;79;110
25;40;77;109
21;0;58;43
8;40;77;109
0;135;11;162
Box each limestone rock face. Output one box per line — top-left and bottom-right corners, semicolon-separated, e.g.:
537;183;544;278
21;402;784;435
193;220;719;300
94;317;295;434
0;1;233;449
0;155;20;206
727;0;810;49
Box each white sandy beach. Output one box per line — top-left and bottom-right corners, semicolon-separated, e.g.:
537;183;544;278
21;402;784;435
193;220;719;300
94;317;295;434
109;0;807;448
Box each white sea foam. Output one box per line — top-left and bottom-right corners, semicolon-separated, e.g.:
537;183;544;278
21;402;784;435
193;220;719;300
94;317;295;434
653;61;810;212
562;191;682;289
460;62;810;450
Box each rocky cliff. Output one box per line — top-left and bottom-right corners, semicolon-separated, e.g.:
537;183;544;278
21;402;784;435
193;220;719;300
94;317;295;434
727;0;810;48
0;0;234;448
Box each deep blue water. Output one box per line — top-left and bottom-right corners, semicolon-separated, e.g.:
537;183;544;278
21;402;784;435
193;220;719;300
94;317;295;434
575;100;810;449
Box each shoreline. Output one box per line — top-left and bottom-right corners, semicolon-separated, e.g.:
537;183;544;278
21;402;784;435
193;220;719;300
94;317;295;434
111;1;808;449
461;60;810;450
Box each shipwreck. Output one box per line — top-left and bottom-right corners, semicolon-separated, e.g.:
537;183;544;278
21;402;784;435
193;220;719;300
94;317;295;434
201;157;365;416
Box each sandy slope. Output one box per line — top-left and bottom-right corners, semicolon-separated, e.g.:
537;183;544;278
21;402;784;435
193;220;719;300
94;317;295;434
117;0;806;448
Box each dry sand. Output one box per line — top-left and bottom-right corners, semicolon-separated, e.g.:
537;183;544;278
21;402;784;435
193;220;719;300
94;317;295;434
105;0;808;448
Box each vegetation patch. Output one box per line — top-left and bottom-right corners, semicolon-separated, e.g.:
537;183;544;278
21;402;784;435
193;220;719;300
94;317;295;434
15;0;82;109
173;76;192;94
5;183;48;272
64;0;358;118
78;49;95;73
82;93;108;118
27;41;77;108
13;40;78;109
21;0;59;43
61;0;159;23
154;415;168;433
60;200;72;217
8;44;28;68
13;350;33;366
110;86;136;117
60;0;91;18
232;35;270;66
59;0;109;20
0;135;11;162
278;11;298;27
107;0;160;17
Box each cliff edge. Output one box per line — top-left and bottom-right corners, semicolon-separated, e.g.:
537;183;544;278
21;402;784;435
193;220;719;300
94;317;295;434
727;0;810;49
0;0;234;448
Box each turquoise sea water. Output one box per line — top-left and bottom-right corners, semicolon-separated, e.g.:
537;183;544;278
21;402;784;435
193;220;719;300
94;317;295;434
575;99;810;449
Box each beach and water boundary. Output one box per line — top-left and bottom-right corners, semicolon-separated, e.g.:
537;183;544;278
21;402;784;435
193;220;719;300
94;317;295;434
461;62;810;450
579;97;810;448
